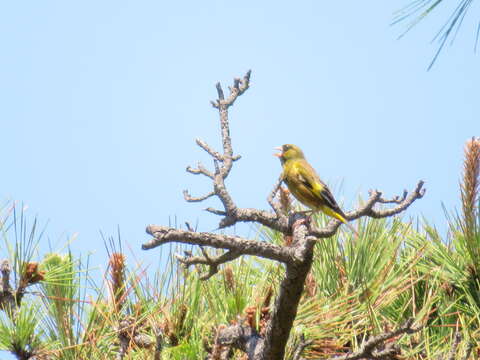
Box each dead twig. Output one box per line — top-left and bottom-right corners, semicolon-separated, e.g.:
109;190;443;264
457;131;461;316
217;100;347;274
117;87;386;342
175;249;242;280
292;334;313;360
325;318;421;360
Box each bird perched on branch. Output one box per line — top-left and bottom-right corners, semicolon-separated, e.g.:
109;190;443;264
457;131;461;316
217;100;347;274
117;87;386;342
275;144;357;233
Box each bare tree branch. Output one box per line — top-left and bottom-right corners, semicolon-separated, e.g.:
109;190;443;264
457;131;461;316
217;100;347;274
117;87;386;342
183;71;251;226
262;220;314;359
1;260;10;292
144;226;292;264
0;260;16;314
196;138;224;162
183;190;215;203
375;189;408;204
205;207;227;216
116;317;154;360
195;138;242;163
186;162;214;179
324;318;421;360
267;178;286;220
206;325;236;360
143;71;426;360
210;71;251;109
175;249;242;280
215;322;262;359
291;334;313;360
217;207;290;232
116;318;132;360
310;180;425;238
367;180;426;218
212;180;424;236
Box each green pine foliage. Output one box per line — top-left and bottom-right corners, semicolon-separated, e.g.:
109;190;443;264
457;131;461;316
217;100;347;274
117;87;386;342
0;138;479;359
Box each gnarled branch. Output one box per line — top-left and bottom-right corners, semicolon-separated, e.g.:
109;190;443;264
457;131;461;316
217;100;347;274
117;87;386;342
183;190;215;203
143;71;426;360
175;248;242;280
310;180;426;238
375;189;408;204
325;318;421;360
144;226;292;264
291;335;313;360
186;162;213;179
183;71;251;219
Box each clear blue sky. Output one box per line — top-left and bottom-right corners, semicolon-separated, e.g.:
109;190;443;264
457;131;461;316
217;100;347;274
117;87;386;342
0;0;478;356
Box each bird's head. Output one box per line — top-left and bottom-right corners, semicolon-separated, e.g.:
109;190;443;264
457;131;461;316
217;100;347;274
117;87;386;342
274;144;305;164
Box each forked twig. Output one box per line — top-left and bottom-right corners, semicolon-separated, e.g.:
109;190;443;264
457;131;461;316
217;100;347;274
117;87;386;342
175;249;242;280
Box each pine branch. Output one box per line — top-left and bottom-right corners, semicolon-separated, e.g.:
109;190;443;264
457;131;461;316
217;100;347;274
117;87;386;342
142;71;425;360
324;319;421;360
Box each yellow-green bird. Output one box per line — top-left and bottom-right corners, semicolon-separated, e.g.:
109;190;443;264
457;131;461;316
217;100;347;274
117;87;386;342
275;144;356;232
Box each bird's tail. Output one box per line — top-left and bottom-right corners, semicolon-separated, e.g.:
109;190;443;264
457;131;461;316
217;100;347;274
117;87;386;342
322;206;359;237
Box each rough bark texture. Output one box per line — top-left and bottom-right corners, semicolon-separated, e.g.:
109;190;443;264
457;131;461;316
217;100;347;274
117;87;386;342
142;71;426;359
261;220;314;360
0;260;16;315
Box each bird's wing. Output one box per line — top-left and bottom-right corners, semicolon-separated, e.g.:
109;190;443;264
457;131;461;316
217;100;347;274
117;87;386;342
295;161;345;216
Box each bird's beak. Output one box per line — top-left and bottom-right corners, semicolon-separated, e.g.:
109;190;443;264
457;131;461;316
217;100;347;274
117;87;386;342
273;146;283;158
